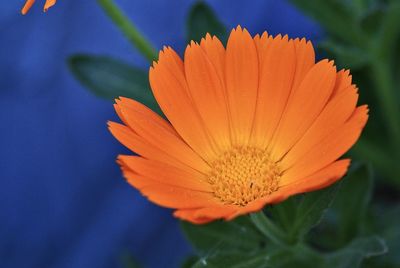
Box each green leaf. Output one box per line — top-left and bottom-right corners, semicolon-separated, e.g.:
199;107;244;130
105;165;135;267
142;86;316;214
250;212;291;247
376;2;400;60
181;256;199;268
325;236;387;268
68;54;162;115
186;2;227;43
359;5;385;36
318;40;369;69
333;163;374;245
289;182;340;241
265;244;324;268
267;195;300;233
180;216;264;254
372;205;400;266
289;0;366;46
191;251;270;268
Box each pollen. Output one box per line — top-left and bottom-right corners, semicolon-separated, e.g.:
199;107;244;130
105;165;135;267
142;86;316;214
208;146;281;206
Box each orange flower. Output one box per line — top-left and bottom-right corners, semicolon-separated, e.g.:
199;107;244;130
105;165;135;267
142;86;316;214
109;26;368;224
21;0;56;15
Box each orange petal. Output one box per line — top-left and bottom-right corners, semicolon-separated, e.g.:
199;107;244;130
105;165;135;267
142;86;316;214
117;97;177;135
253;32;271;66
330;69;352;99
174;205;237;223
115;98;210;173
113;103;128;126
282;85;358;169
121;167;218;209
44;0;56;11
184;41;231;151
21;0;56;14
173;209;214;224
149;47;219;161
270;60;337;160
200;34;226;85
119;161;160;189
108;121;198;173
225;26;259;145
291;38;315;90
193;205;237;219
281;105;368;184
141;184;218;209
118;155;212;192
251;35;296;148
280;159;350;188
22;0;36;15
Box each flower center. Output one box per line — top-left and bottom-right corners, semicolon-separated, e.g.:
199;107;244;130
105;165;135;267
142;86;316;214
208;146;281;206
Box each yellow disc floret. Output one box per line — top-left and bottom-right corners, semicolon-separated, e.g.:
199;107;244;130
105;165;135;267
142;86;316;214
208;146;281;206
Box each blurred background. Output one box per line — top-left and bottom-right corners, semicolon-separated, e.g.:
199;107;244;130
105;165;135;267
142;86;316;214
1;0;399;268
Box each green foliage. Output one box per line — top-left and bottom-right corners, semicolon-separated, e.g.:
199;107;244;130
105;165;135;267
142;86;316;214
68;54;162;115
308;164;376;249
257;183;340;246
367;205;400;267
326;236;387;268
318;41;369;69
332;164;373;245
289;183;340;241
186;1;228;43
250;211;291;247
181;216;264;254
289;0;366;46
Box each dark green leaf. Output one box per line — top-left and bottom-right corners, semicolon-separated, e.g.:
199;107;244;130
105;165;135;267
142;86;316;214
290;182;340;240
250;212;291;247
265;245;324;268
325;236;387;268
181;256;200;268
318;40;369;69
359;5;385;35
186;2;227;43
180;216;264;254
372;205;400;266
376;2;400;60
267;195;300;233
68;54;162;115
333;163;373;245
289;0;366;46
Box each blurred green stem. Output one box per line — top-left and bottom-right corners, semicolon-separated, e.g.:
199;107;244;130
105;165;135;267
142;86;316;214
97;0;157;62
250;211;292;247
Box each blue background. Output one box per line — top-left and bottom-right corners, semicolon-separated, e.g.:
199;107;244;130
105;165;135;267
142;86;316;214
0;1;320;267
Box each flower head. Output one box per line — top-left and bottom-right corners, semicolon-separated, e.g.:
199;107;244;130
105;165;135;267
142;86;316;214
109;26;368;224
22;0;56;15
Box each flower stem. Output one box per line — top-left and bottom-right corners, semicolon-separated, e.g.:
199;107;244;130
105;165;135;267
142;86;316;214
97;0;157;62
250;211;291;247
